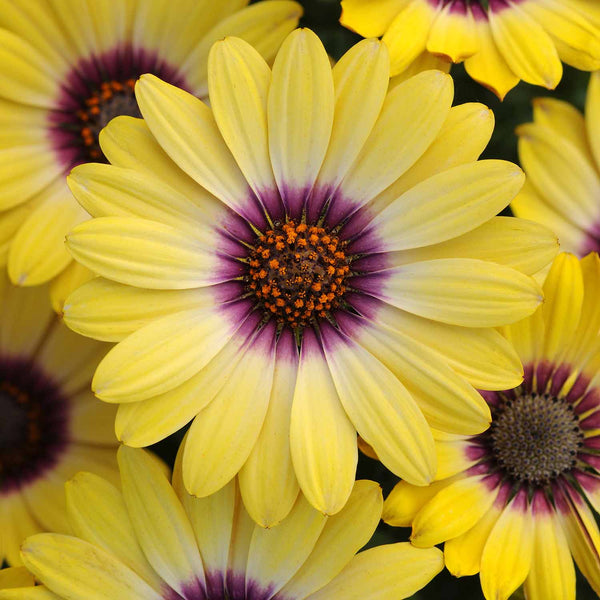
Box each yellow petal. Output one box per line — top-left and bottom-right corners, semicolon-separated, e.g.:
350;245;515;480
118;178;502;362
181;1;303;97
524;499;575;600
290;331;357;515
322;329;436;486
115;326;252;446
387;216;558;277
383;1;440;76
444;502;503;577
377;258;543;327
49;261;94;314
246;493;327;594
586;71;600;173
66;217;224;290
239;331;300;527
370;102;495;210
517;122;600;232
280;480;383;599
0;567;34;589
372;160;524;251
307;543;443;600
173;468;235;581
135;75;251;220
314;39;389;198
521;0;600;71
340;0;408;37
64;278;212;342
489;1;562;89
383;477;456;528
541;252;583;363
480;492;534;600
376;294;523;391
118;447;205;596
411;476;497;547
511;179;585;256
464;12;519;100
208;37;275;201
268;29;334;217
354;319;490;435
427;1;479;62
337;70;453;214
20;533;161;600
67;163;222;235
65;472;164;593
92;306;236;403
182;324;276;497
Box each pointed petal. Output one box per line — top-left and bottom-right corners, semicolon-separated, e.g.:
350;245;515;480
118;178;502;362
322;327;436;485
290;330;357;515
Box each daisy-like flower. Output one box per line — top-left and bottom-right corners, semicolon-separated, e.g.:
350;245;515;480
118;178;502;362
383;252;600;600
513;71;600;257
340;0;600;99
63;29;556;522
0;0;301;308
0;274;117;566
0;445;445;600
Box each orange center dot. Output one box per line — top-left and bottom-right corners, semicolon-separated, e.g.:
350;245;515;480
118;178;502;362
246;221;351;329
76;78;139;161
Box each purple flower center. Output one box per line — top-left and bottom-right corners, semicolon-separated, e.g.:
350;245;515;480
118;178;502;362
0;357;70;494
48;45;188;169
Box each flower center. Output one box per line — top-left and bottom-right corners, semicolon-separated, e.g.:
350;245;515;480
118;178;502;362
245;221;351;330
75;79;140;161
0;358;69;494
49;46;187;169
490;393;583;484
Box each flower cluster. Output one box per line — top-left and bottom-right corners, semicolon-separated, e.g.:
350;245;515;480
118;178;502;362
0;1;598;599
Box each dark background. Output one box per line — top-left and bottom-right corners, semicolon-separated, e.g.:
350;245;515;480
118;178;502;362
154;1;595;598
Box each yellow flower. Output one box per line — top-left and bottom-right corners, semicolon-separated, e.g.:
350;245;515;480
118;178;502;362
513;71;600;256
63;29;555;521
0;0;301;306
384;252;600;600
0;445;444;600
340;0;600;99
0;274;117;566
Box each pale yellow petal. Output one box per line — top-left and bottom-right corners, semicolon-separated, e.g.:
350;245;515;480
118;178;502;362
118;447;205;595
307;543;443;600
239;330;300;527
182;325;276;497
0;567;34;589
411;476;497;547
377;258;543;327
280;480;382;599
489;2;562;89
480;493;534;600
322;329;436;486
20;533;161;600
290;332;357;515
92;306;237;403
268;29;334;216
586;71;600;172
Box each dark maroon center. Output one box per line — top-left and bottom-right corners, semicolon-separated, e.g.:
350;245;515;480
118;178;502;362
48;45;188;169
0;356;70;494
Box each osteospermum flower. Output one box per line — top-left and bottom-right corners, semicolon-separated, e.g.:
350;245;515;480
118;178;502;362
63;29;556;521
0;0;301;307
0;445;445;600
384;252;600;600
513;71;600;256
340;0;600;99
0;274;117;566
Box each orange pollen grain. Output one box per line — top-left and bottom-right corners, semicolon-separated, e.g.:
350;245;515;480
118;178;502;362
246;220;351;329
